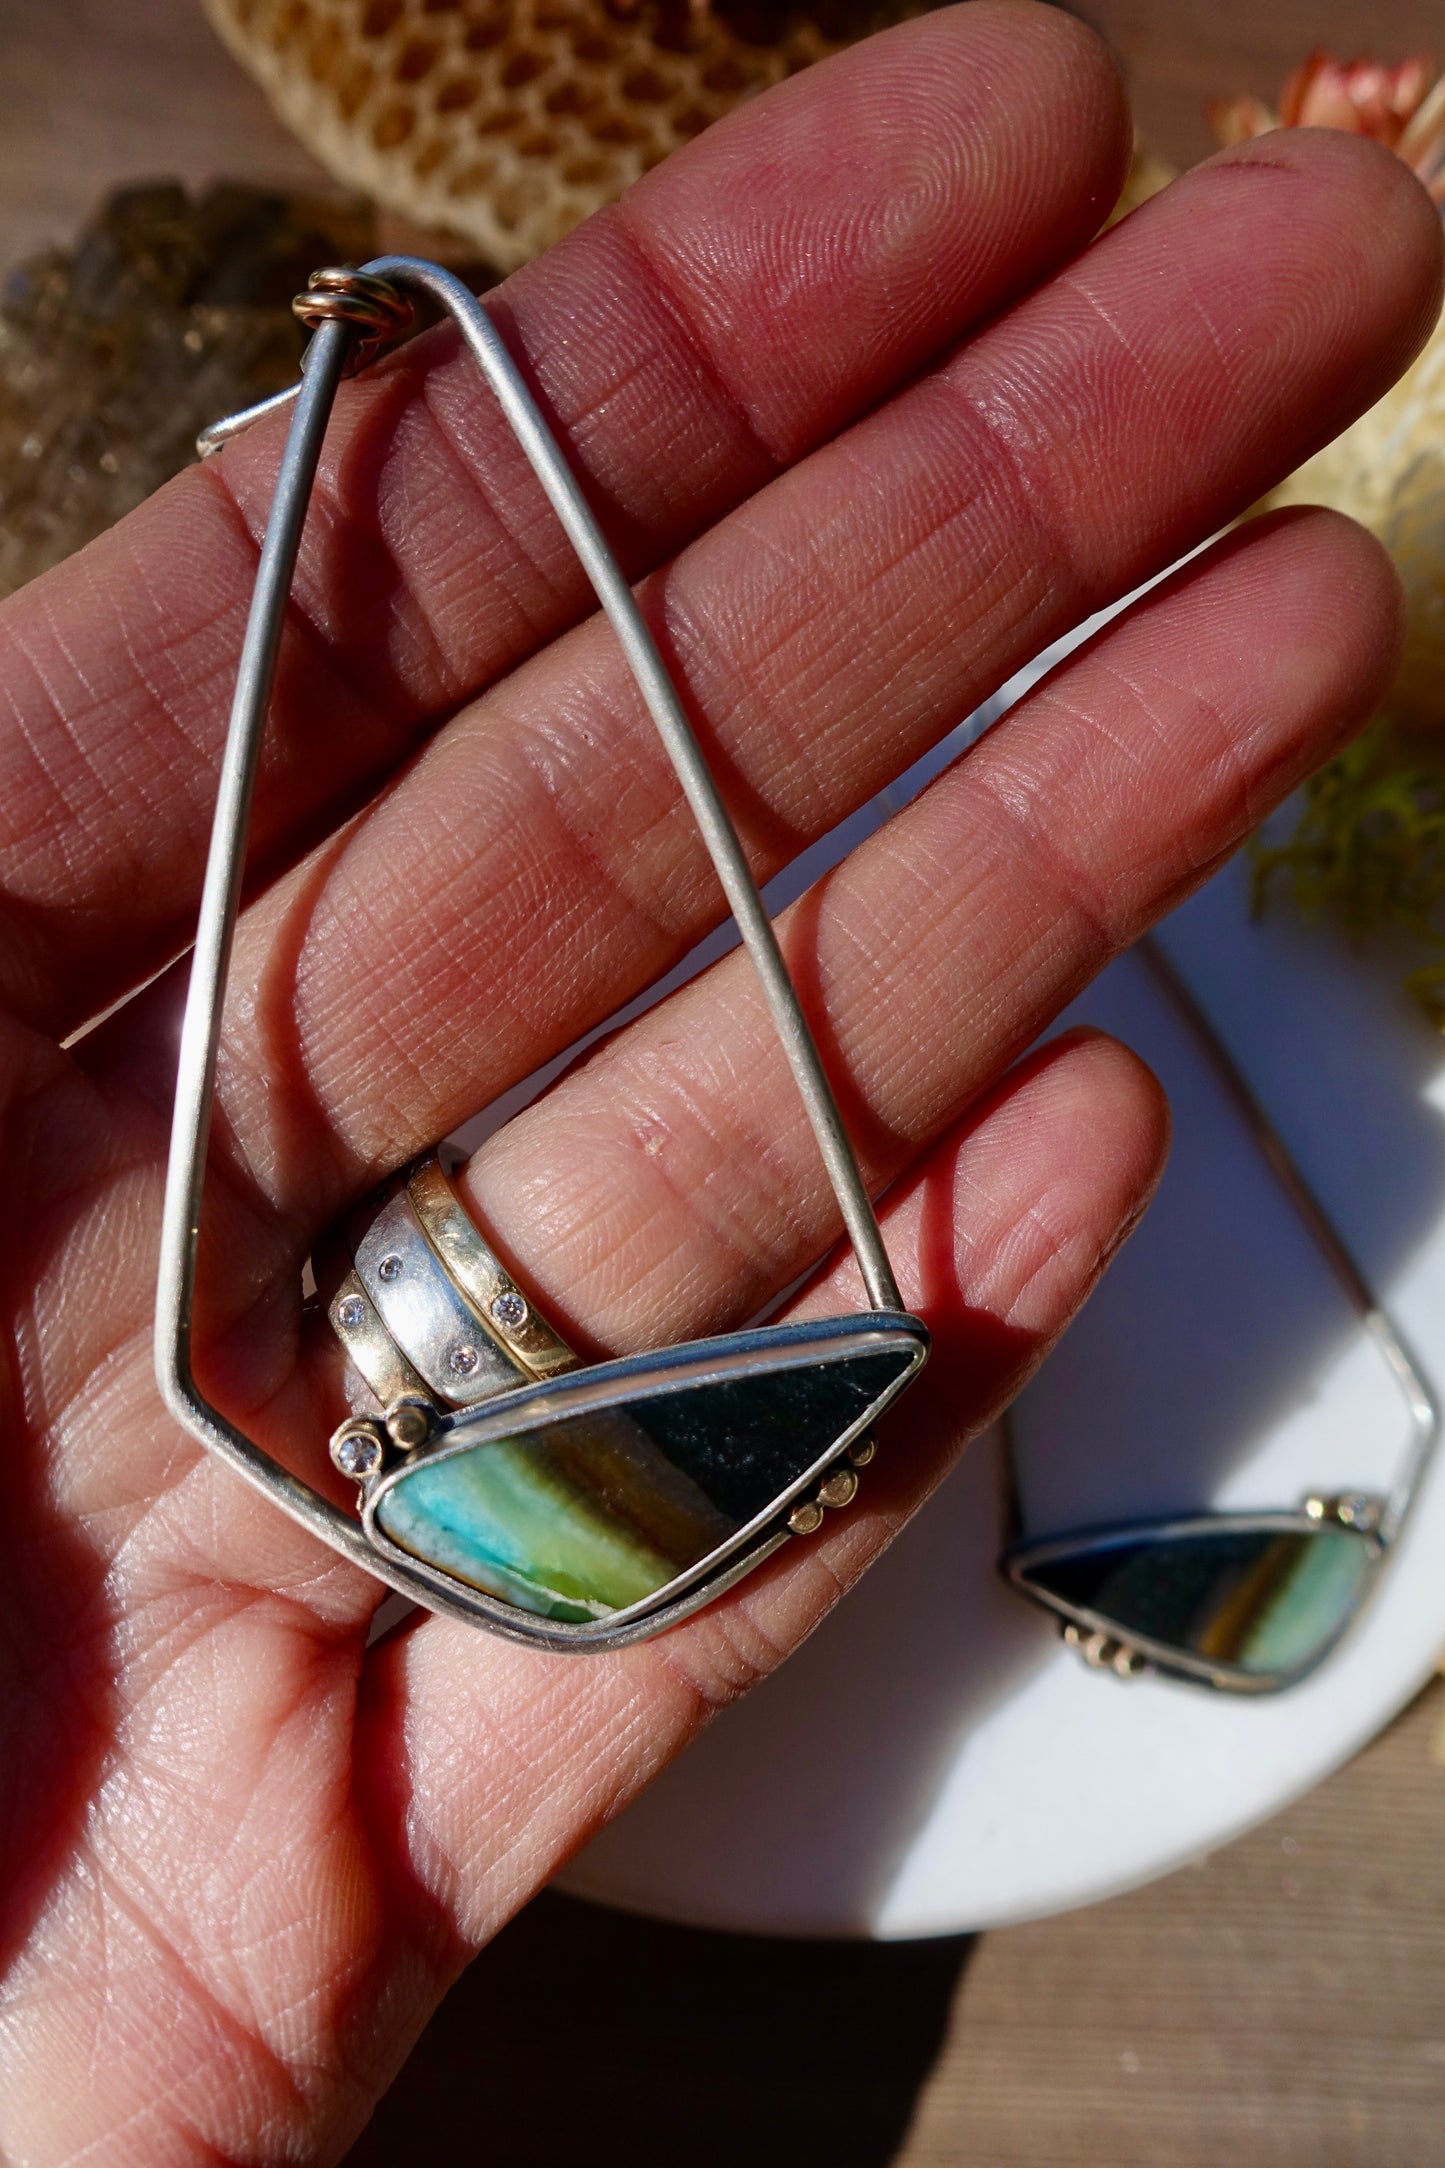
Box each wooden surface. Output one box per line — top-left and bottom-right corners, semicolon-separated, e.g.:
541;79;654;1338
348;1681;1445;2168
3;2;1444;2162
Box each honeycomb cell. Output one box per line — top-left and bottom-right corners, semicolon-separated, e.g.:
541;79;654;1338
621;66;671;101
201;0;893;272
362;0;405;36
561;154;610;186
501;46;549;87
372;102;417;146
395;36;441;77
307;19;346;82
275;0;313;51
336;56;376;115
413;134;451;175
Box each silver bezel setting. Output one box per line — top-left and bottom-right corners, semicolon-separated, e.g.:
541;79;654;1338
1002;1506;1385;1695
360;1312;928;1653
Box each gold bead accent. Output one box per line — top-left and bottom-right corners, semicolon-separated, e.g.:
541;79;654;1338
384;1393;435;1450
818;1468;859;1510
788;1500;825;1536
847;1435;877;1468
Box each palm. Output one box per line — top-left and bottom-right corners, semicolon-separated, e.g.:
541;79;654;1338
0;7;1437;2159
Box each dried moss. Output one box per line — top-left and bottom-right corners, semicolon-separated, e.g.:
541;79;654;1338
1251;718;1445;1026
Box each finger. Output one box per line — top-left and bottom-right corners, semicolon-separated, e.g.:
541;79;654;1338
0;3;1129;1035
8;1029;1162;2163
41;502;1379;1603
111;126;1437;1222
356;1029;1168;1949
441;507;1399;1355
81;500;1391;1519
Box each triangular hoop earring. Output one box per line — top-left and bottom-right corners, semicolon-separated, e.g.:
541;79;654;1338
155;258;928;1651
1001;935;1438;1693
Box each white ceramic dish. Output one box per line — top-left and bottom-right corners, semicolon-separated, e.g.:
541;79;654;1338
560;857;1445;1937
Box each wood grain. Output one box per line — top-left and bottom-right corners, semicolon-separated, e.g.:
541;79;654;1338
897;1677;1445;2167
344;1683;1445;2167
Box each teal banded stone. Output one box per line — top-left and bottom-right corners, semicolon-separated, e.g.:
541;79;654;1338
374;1345;917;1622
1019;1520;1376;1678
375;1430;689;1623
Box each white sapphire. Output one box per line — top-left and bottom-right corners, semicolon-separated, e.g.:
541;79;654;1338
334;1432;382;1478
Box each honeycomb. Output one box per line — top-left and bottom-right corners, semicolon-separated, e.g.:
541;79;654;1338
201;0;901;273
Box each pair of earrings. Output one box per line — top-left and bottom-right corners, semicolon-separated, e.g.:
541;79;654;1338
158;260;1436;1688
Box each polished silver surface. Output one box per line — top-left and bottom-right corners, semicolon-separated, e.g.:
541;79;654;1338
375;257;901;1314
408;1150;579;1379
197;384;301;459
156;315;392;1592
352;1190;529;1405
157;259;910;1641
187;258;898;1311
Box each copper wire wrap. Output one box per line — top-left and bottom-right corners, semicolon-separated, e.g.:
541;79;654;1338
293;265;414;374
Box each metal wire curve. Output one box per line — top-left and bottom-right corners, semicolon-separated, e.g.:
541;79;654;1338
293;265;414;373
157;257;903;1596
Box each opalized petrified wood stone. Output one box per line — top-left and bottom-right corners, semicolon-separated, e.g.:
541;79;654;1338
1020;1522;1376;1677
374;1349;914;1622
375;1427;692;1622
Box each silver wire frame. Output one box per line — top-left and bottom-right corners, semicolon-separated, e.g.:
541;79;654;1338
155;257;910;1631
1138;935;1439;1549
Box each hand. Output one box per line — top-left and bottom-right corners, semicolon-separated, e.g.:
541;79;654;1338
0;6;1437;2157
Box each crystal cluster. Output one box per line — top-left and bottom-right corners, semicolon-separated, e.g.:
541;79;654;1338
0;180;379;598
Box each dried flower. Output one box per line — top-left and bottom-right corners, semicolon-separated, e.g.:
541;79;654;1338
1208;50;1445;202
1226;53;1445;1008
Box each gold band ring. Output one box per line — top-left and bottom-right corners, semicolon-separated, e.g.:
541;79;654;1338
322;1150;578;1438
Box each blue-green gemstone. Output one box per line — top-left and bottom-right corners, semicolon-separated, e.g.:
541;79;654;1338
375;1349;912;1622
1020;1521;1375;1677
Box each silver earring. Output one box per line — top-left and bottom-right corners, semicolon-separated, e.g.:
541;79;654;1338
156;259;927;1652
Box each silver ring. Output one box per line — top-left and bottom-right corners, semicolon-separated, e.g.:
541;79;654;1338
324;1150;579;1423
350;1186;536;1407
